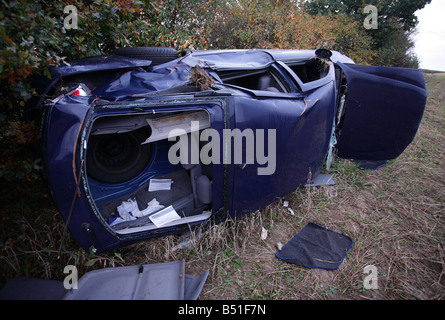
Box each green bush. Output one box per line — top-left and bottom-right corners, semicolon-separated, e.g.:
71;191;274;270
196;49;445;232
0;0;204;181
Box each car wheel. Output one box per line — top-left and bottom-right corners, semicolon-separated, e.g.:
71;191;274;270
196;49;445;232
111;47;179;66
86;128;151;183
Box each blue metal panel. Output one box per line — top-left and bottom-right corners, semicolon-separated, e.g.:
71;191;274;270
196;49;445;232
48;54;153;78
231;81;336;216
335;63;427;161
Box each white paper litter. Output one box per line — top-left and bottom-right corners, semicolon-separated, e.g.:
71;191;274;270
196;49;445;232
148;205;181;227
110;198;164;227
148;179;173;192
260;227;268;240
117;198;138;217
113;199;139;225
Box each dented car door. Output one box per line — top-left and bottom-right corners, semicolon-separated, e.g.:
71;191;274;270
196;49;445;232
335;63;427;162
229;63;337;216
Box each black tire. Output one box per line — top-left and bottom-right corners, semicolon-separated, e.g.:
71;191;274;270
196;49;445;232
111;47;179;66
86;128;151;184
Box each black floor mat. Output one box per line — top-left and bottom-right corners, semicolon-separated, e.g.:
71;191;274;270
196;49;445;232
275;223;353;269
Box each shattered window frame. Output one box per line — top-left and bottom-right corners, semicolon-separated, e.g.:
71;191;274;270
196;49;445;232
216;65;291;93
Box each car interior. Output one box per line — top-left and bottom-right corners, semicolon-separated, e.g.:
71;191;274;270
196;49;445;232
85;110;214;234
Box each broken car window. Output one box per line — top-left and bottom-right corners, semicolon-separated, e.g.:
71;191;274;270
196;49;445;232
286;57;331;83
217;68;289;93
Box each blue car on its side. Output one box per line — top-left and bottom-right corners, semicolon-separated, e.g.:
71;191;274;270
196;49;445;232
27;48;427;253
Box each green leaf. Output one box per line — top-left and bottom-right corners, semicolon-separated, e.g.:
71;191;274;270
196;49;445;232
42;67;51;79
85;258;100;266
114;252;124;262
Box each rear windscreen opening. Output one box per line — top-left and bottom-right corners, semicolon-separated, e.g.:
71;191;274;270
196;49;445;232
85;110;214;235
